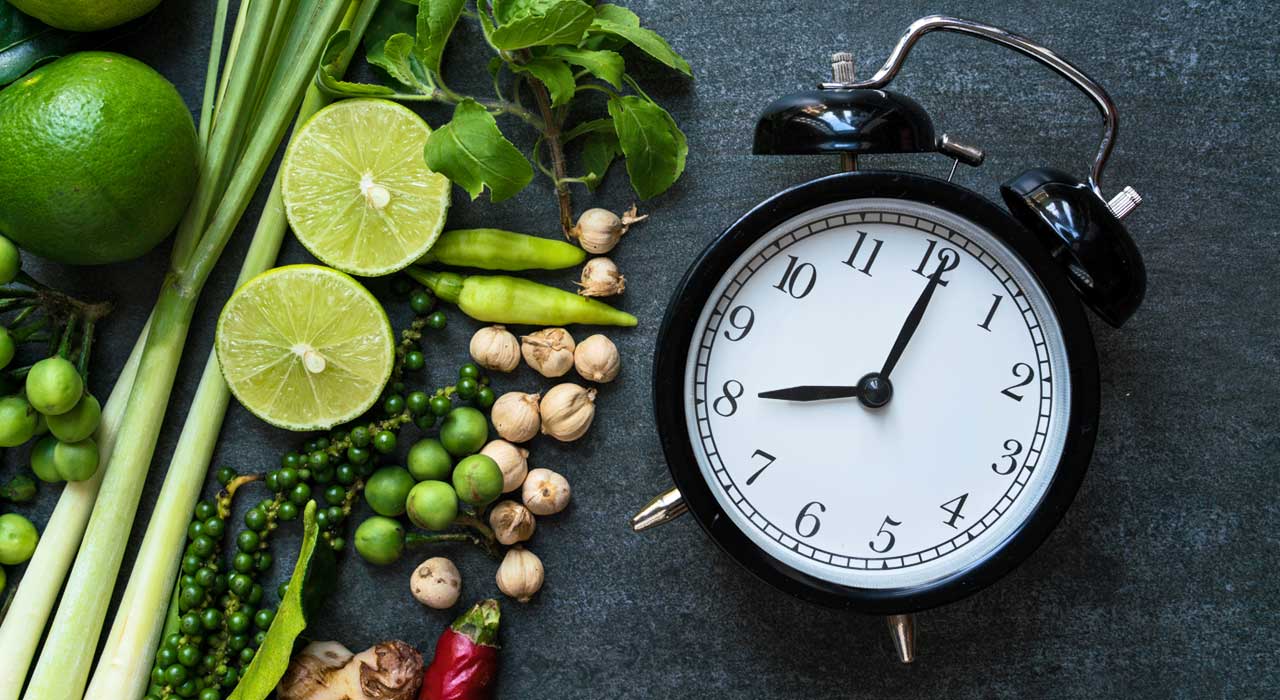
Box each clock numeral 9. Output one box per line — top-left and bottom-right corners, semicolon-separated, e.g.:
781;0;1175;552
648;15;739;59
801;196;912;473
1001;362;1036;401
913;239;960;285
991;438;1023;475
723;305;755;342
940;493;969;529
773;254;817;299
713;380;744;417
795;501;825;538
869;515;902;553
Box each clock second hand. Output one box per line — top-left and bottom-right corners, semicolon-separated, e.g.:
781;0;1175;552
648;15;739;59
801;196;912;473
757;261;948;408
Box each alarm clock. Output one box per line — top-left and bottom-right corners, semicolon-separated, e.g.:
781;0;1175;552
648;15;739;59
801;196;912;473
632;16;1146;663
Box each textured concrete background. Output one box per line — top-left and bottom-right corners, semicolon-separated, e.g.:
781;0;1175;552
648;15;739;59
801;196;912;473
8;0;1278;697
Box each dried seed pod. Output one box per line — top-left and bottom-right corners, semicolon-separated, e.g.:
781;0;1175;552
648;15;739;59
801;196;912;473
480;438;529;492
495;546;544;603
490;391;540;443
568;205;648;254
539;383;596;441
521;468;571;516
410;556;461;610
574;334;620;383
576;257;626;297
520;328;576;377
489;500;536;545
469;325;520;372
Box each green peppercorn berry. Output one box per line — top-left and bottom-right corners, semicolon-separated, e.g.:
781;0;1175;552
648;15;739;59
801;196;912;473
150;666;166;686
178;645;201;667
384;394;406;415
295;469;311;484
200;608;223;631
323;484;346;505
455;377;478;399
231;552;252;573
404;351;425;371
304;440;318;453
330;536;346;551
195;501;216;520
414;414;436;432
254;608;275;630
476;387;496;409
335;463;356;485
248;583;264;605
191;535;215;558
265;471;280;492
347;445;371;465
216;466;236;486
429;395;452;417
309;451;329;470
182;554;202;575
176;679;199;697
325;506;344;525
372;430;397;454
281;452;302;470
289;483;312;505
187;521;203;540
350;426;370;447
410;290;435;314
277;582;288;598
227;611;250;633
236;530;260;553
165;663;188;686
459;362;480;379
203;517;225;539
243;507;267;532
200;687;221;700
311;465;332;485
403;391;429;415
180;574;196;589
279;469;298;490
229;573;252;597
228;633;247;652
316;509;329;528
426;310;447;330
239;647;256;664
255;552;273;571
194;567;217;588
180;612;202;635
156;646;177;667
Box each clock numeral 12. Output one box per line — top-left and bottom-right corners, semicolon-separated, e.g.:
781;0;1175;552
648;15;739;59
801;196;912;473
869;515;901;553
1001;363;1035;401
842;230;884;275
978;294;1003;331
795;501;825;538
723;305;755;342
773;254;817;299
744;449;776;485
913;239;961;285
940;493;969;528
713;380;744;417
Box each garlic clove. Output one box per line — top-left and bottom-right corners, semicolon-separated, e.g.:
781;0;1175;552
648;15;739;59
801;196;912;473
469;325;520;372
490;392;540;443
495;546;544;603
539;382;596;441
489;500;536;545
576;257;626;297
480;439;529;492
520;328;576;378
521;468;571;516
568;206;648;254
574;334;620;383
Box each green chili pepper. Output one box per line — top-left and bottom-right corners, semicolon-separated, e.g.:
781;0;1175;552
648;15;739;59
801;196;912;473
408;269;637;327
418;229;586;271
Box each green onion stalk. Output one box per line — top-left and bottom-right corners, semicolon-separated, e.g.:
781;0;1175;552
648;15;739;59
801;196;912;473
11;1;349;699
83;2;379;698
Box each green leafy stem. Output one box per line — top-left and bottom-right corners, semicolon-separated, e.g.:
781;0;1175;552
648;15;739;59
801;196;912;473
315;0;691;234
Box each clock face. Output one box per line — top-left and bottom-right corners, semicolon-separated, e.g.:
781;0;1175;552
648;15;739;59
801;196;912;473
682;197;1073;589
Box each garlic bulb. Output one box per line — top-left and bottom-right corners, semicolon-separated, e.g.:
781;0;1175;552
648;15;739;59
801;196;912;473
576;257;625;297
410;556;461;610
469;325;520;372
489;500;536;545
480;438;529;492
495;546;544;603
521;468;571;516
539;383;596;441
520;327;576;377
490;391;540;443
568;205;647;254
574;334;620;383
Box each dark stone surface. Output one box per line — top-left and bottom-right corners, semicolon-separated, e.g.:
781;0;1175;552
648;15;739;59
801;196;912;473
7;1;1278;698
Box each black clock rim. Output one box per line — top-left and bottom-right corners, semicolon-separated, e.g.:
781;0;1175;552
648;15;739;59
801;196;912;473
652;170;1101;615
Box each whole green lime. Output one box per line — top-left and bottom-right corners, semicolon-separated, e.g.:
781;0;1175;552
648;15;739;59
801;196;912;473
0;52;197;264
8;0;161;32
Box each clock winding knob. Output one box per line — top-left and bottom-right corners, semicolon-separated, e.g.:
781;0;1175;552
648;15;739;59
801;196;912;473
830;52;855;83
1106;186;1142;220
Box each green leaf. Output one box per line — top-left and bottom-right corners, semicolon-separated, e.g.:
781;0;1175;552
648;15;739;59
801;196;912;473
369;32;422;90
0;2;86;86
316;30;396;98
587;4;691;76
542;46;623;88
580;127;620;191
510;56;575;107
364;0;419;89
607;94;687;199
414;0;465;76
489;0;594;50
228;502;335;700
425;99;534;202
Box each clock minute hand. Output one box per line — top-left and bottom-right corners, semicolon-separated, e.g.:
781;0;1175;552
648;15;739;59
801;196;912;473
757;385;865;402
878;263;946;381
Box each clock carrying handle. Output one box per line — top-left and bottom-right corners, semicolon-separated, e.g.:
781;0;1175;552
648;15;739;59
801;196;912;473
821;15;1118;200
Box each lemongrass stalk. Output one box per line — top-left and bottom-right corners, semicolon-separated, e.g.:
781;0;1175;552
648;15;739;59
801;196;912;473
84;4;373;697
20;3;348;698
0;318;149;700
197;0;232;150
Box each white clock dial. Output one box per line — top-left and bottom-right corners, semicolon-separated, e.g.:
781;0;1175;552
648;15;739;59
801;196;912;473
684;198;1072;589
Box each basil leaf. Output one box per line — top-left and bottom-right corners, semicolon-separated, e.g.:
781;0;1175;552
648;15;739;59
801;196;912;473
580;126;620;191
316;30;395;98
607;94;687;199
364;0;419;88
489;0;594;50
414;0;465;76
0;2;84;86
587;4;691;77
370;32;422;91
425;98;533;202
510;56;575;107
542;46;623;88
228;502;335;700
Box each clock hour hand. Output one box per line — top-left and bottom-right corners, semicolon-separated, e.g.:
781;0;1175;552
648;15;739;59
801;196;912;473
878;261;947;381
757;385;864;402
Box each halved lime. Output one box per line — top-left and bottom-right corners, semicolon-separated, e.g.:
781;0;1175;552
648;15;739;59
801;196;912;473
281;98;451;276
216;265;394;431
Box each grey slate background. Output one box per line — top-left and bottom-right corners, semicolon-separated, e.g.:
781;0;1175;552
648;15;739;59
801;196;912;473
7;0;1278;697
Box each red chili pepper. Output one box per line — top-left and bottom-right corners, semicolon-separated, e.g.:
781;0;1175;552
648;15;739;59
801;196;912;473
419;599;501;700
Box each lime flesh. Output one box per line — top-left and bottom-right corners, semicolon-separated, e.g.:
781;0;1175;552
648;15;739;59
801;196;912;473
281;98;451;276
216;265;394;431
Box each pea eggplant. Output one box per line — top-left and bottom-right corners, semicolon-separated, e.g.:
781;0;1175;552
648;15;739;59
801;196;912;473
419;599;501;700
408;269;637;327
419;229;586;271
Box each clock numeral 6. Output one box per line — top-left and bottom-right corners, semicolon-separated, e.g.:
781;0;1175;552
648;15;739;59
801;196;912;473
991;438;1023;475
869;515;902;553
940;493;969;529
773;254;817;299
723;305;755;342
1001;362;1036;401
744;449;776;486
913;239;961;285
713;380;744;417
795;501;825;538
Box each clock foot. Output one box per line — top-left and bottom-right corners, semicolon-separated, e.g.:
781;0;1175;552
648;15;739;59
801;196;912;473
631;487;688;532
885;614;916;664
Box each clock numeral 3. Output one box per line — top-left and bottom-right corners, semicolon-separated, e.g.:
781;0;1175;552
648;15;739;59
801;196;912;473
795;501;825;538
991;439;1023;475
744;449;776;486
940;493;969;529
1001;362;1036;401
869;515;901;553
713;380;744;417
842;230;884;276
978;294;1003;331
773;254;817;299
723;305;755;342
913;239;960;285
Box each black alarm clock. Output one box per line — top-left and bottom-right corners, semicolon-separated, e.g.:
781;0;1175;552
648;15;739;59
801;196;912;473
633;16;1146;662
